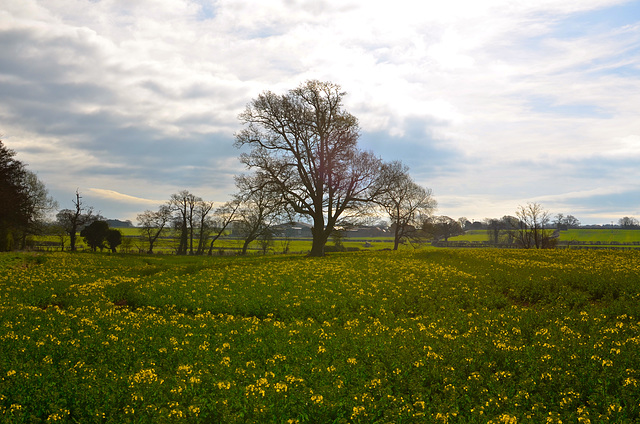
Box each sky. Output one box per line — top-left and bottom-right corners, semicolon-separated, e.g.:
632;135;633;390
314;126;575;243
1;0;639;225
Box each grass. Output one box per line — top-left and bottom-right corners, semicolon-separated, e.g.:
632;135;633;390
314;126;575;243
561;229;640;243
1;249;640;423
449;229;640;245
30;228;640;254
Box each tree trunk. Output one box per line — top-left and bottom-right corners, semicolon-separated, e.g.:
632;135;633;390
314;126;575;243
178;221;188;255
70;231;77;251
309;237;325;257
241;239;251;255
309;221;329;257
393;225;401;250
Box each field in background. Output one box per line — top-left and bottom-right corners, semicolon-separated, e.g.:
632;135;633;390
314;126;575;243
1;249;639;423
449;229;640;248
31;228;640;253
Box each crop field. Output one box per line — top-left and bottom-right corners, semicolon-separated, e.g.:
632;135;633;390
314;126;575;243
32;229;398;254
560;229;640;244
1;249;640;423
449;229;640;247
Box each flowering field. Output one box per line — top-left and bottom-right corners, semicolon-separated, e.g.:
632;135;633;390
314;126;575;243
1;249;640;423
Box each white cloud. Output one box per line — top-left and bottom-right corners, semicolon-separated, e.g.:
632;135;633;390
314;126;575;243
1;0;638;223
88;188;164;205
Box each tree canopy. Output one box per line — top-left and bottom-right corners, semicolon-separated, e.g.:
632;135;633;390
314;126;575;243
0;140;56;251
235;80;384;256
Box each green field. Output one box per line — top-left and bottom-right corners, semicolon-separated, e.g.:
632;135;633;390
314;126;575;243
561;229;640;243
2;249;640;423
449;229;640;245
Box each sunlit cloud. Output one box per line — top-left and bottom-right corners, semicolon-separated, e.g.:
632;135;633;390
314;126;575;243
1;0;639;224
88;188;164;206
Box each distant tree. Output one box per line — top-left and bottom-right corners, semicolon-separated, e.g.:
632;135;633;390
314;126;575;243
554;213;565;230
485;218;503;245
554;213;580;230
105;229;122;253
424;216;463;242
257;230;275;255
500;215;520;246
458;217;471;230
233;173;284;255
618;216;639;228
137;205;172;254
119;234;134;253
235;80;384;256
194;200;216;255
564;215;580;228
56;190;96;251
46;222;68;251
373;161;436;250
169;190;201;255
330;227;347;251
207;200;241;256
514;202;555;248
80;220;109;252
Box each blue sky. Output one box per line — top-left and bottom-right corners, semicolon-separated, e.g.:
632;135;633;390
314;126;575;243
1;0;639;224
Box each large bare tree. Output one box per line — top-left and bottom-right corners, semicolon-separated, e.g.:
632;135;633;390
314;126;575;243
375;161;436;250
235;80;383;256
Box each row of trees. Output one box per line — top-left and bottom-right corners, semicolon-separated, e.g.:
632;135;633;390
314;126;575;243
483;203;556;248
4;80;635;255
137;80;438;256
618;216;640;228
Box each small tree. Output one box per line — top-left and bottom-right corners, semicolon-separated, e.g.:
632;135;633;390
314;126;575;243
207;200;241;256
80;220;109;251
233;173;284;255
137;205;172;254
194;200;216;255
374;161;436;250
514;203;555;248
257;230;275;255
330;227;347;251
105;229;122;253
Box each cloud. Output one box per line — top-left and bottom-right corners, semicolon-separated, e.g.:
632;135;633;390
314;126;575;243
88;188;164;205
1;0;639;224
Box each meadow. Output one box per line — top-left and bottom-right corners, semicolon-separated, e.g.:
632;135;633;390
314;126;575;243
449;229;640;247
1;249;640;423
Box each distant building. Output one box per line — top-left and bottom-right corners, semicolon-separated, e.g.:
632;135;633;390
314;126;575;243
275;222;313;238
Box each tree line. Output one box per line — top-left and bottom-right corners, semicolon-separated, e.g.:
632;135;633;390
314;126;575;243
2;80;639;254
